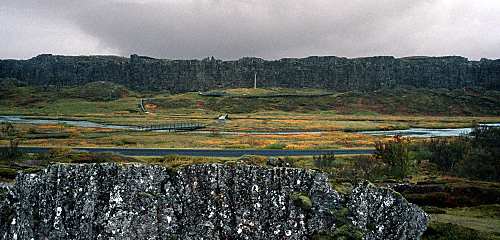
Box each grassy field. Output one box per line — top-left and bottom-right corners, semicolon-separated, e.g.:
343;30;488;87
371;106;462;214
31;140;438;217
150;87;500;115
1;85;500;150
431;205;500;236
3;116;498;149
2;123;376;149
2;84;500;117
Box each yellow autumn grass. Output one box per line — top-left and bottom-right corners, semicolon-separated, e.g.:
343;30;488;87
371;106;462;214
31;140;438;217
7;106;500;150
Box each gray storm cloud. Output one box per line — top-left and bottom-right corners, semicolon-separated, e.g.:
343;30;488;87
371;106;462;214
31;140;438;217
1;0;500;60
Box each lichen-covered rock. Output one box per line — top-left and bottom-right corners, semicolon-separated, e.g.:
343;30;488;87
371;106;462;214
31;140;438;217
0;163;428;239
0;183;15;239
349;181;429;240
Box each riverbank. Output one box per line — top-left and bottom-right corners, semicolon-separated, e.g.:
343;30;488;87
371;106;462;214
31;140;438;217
2;114;500;150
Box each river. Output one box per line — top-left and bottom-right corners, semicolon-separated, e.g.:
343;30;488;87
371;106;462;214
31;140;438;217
358;123;500;137
1;115;499;137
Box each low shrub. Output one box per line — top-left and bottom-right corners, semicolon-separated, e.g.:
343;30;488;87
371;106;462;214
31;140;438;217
112;139;137;146
48;147;73;157
427;126;500;182
353;155;385;181
237;155;267;165
374;136;415;179
428;137;469;172
0;122;24;163
313;153;337;169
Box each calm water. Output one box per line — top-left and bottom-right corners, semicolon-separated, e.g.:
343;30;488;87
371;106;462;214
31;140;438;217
358;123;500;137
187;130;324;135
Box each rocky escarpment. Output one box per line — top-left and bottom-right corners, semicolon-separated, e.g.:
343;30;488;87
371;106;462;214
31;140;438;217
1;54;499;92
0;163;427;239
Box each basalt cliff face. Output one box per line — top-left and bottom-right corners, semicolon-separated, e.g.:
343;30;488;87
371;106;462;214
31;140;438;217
0;163;428;240
1;54;499;92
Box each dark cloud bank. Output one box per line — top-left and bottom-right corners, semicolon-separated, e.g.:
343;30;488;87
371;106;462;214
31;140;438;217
1;0;500;60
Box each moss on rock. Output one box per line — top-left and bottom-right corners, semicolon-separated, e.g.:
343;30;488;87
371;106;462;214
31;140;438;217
290;192;313;211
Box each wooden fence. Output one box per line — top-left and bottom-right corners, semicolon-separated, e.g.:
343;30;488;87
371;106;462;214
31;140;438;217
139;122;205;132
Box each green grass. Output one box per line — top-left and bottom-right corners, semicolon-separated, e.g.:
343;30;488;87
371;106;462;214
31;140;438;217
201;87;334;97
445;205;500;219
428;205;500;236
2;84;500;116
145;87;500;115
0;98;139;116
423;222;500;240
60;81;132;101
431;214;500;237
264;143;287;149
0;81;140;116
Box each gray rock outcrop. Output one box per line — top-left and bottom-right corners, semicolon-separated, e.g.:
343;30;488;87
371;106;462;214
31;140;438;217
1;54;499;92
0;163;428;239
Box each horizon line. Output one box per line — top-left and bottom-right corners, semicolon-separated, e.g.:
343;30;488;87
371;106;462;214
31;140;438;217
1;53;499;62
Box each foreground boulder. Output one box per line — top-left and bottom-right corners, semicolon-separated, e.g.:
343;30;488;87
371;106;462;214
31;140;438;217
0;163;427;239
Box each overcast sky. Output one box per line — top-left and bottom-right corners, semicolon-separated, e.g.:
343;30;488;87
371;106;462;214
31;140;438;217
1;0;500;60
